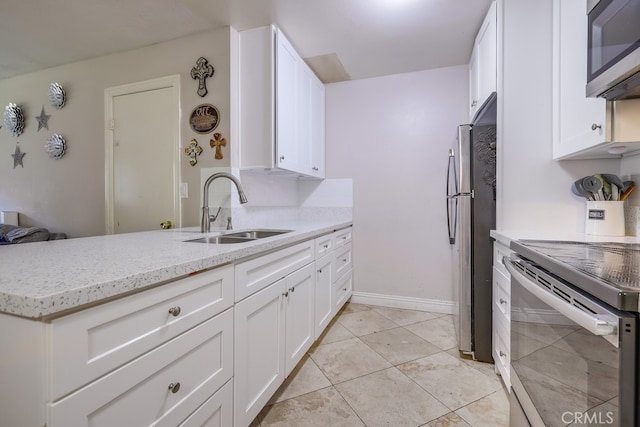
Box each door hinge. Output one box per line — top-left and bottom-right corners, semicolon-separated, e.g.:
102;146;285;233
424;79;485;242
109;119;115;130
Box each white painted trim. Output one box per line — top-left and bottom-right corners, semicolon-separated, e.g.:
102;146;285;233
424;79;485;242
350;291;456;315
104;75;181;234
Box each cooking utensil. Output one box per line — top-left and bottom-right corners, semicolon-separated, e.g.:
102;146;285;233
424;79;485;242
623;181;634;193
621;183;636;201
611;183;619;201
583;176;603;200
602;174;624;191
594;174;610;200
571;179;590;199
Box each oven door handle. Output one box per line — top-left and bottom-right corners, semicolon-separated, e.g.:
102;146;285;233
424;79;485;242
505;259;616;337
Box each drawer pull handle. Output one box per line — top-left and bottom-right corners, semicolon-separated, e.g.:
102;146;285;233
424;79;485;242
168;306;181;317
499;351;506;358
499;298;507;305
168;382;181;394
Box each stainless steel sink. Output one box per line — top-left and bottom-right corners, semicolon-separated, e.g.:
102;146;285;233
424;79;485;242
184;229;292;244
224;229;292;239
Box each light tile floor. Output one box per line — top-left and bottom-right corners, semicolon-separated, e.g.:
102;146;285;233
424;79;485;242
252;302;509;427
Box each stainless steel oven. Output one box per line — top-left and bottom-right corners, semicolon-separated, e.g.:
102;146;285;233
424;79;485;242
504;240;640;427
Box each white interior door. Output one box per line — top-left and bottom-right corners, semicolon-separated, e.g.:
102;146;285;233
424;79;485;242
105;76;180;234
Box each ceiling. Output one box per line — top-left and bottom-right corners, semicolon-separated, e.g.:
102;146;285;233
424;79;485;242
0;0;493;82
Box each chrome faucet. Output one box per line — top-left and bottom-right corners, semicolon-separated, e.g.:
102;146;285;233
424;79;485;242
201;172;248;233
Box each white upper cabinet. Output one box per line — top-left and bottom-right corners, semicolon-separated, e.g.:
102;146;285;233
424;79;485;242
552;0;640;160
469;1;497;121
239;25;325;178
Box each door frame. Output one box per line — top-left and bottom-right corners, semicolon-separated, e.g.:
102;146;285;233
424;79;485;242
104;75;181;234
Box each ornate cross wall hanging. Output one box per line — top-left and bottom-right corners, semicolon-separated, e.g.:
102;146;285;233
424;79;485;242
210;133;226;160
190;57;214;97
185;139;203;166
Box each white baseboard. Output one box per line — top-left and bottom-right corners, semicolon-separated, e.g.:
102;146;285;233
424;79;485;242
351;291;456;315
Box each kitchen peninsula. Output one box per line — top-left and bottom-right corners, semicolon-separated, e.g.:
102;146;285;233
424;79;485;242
0;218;353;427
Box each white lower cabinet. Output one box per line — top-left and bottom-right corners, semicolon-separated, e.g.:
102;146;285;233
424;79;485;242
284;263;316;375
492;241;512;388
234;277;286;427
179;379;233;427
334;269;353;311
314;253;334;339
234;262;316;426
49;308;234;426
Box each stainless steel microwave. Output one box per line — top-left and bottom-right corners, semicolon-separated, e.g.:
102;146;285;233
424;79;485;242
586;0;640;100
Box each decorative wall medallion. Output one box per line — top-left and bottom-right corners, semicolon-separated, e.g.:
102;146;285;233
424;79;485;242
184;139;203;166
11;143;25;168
35;106;51;131
4;103;25;137
189;104;219;134
45;134;67;159
190;57;214;97
49;83;66;109
210;132;227;160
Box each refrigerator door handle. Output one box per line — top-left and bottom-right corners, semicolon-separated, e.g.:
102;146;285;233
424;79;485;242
446;149;458;244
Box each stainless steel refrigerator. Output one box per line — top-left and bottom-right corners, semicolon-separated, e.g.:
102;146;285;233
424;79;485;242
446;94;496;363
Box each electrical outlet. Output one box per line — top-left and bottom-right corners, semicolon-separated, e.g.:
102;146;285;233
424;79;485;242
180;183;188;198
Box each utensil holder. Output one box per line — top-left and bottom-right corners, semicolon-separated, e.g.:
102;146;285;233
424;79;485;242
585;201;625;236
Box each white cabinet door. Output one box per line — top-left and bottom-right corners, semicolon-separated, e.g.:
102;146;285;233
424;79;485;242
239;25;325;179
284;263;316;375
234;279;286;427
310;76;326;178
314;254;333;339
275;30;300;173
469;1;497;120
552;0;610;159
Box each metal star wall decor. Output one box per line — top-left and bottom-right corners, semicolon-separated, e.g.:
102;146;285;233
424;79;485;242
36;106;51;131
190;57;214;97
11;144;25;168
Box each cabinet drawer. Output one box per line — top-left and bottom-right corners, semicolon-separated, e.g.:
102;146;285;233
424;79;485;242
235;240;314;302
333;243;352;280
49;308;234;427
333;269;353;311
179;379;233;427
49;265;234;400
315;233;335;258
493;328;510;387
493;242;513;278
493;267;510;322
334;227;352;248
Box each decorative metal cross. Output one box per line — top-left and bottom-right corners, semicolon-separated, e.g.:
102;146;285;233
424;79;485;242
190;57;215;97
184;139;203;166
209;133;227;160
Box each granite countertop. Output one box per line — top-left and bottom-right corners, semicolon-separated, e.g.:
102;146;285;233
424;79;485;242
0;219;352;319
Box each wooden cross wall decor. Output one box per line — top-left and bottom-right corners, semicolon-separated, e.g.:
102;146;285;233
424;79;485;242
190;57;215;97
210;133;227;160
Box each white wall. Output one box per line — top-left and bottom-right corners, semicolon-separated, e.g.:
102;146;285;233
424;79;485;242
0;28;232;237
326;66;468;309
498;0;620;234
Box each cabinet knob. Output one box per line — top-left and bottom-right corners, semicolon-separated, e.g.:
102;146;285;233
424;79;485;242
168;306;181;317
318;268;323;273
592;123;602;131
324;244;329;249
283;291;289;297
499;298;507;305
471;100;478;107
289;287;295;293
312;166;319;172
343;287;347;291
499;351;506;358
279;156;285;161
168;382;181;394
